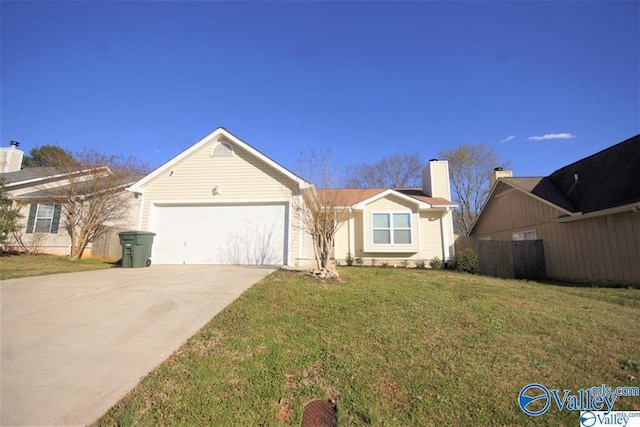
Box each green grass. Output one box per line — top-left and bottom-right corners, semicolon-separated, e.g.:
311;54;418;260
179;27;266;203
0;253;113;280
96;268;640;426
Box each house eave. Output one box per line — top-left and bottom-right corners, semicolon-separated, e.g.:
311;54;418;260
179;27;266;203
353;189;431;210
557;202;640;223
4;166;111;189
127;128;312;194
469;178;574;235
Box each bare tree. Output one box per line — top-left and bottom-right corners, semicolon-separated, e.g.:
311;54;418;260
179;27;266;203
296;150;355;276
439;143;510;236
345;153;424;188
37;149;148;259
22;145;77;168
0;179;22;250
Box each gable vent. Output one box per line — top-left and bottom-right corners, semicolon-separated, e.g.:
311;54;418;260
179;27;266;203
211;142;234;157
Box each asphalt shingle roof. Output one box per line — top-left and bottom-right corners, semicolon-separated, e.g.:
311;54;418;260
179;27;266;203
542;134;640;213
0;167;64;185
316;188;456;207
499;134;640;214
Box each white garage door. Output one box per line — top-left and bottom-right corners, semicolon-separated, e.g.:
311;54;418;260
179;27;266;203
150;204;287;265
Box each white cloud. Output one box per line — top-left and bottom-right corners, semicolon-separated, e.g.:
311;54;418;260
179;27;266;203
500;135;516;143
528;132;576;141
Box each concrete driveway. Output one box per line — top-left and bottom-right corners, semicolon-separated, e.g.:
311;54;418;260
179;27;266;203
0;265;274;426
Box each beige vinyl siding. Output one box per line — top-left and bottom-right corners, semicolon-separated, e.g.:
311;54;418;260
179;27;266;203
7;203;70;255
292;197;318;267
332;196;449;266
139;140;298;230
7;192;141;258
425;161;452;199
333;218;351;262
138;139;301;266
363;196;419;253
419;211;447;261
472;183;640;285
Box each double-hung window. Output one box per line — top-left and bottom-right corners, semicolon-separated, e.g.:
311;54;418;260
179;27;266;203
372;213;412;244
26;203;61;234
512;229;537;241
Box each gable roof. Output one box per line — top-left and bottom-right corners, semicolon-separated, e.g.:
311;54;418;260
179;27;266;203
0;167;68;186
317;188;456;209
128;127;311;193
542;134;640;213
470;133;640;234
12;175;141;201
503;177;578;213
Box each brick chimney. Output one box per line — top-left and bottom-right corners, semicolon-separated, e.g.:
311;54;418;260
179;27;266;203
422;159;452;200
0;141;24;173
490;167;513;188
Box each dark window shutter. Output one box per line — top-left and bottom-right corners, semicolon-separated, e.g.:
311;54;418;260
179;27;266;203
26;204;37;233
51;204;62;234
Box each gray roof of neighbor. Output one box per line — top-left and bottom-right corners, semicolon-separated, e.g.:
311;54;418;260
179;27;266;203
540;134;640;213
501;134;640;214
0;167;65;185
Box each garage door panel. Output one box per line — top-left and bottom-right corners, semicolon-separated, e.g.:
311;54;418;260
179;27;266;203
150;204;286;265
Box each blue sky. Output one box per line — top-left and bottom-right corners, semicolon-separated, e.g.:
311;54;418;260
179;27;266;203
2;1;638;179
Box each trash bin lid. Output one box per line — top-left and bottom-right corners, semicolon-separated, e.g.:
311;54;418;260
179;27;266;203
118;231;157;236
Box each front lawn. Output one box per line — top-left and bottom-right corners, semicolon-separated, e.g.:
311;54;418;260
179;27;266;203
96;268;640;426
0;253;113;280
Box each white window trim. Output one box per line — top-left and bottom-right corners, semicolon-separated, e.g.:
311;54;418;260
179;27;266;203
35;203;55;233
371;211;412;245
512;229;537;241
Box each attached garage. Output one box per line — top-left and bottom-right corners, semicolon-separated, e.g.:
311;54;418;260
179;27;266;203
150;203;287;265
128;127;314;267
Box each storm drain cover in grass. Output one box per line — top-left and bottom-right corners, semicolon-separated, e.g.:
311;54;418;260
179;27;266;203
302;399;337;427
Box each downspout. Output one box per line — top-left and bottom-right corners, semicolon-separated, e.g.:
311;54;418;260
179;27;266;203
348;209;355;257
440;208;451;261
137;193;145;230
297;194;303;266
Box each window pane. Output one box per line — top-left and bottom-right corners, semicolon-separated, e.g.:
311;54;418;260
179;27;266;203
35;219;52;233
394;230;411;244
373;230;390;244
37;204;54;218
372;213;390;228
393;213;410;228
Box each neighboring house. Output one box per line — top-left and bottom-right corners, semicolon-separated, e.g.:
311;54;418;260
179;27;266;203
323;160;457;266
127;128;457;267
0;145;139;257
469;134;640;286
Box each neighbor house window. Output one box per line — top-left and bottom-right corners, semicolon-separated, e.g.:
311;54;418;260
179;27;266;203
26;203;61;234
512;230;537;241
372;213;412;244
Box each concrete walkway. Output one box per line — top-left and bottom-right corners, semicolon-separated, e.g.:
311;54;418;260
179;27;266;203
0;265;274;426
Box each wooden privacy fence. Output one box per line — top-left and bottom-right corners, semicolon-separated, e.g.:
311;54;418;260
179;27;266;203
91;229;123;261
456;236;547;280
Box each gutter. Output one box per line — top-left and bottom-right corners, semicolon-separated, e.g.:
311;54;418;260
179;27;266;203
557;202;640;223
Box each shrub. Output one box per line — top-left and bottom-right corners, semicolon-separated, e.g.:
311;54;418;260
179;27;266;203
345;252;355;266
380;262;389;268
452;249;478;273
370;258;377;267
355;257;364;265
429;256;442;269
415;259;426;269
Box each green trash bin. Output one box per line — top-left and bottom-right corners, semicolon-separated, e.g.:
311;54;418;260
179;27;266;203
118;231;156;268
